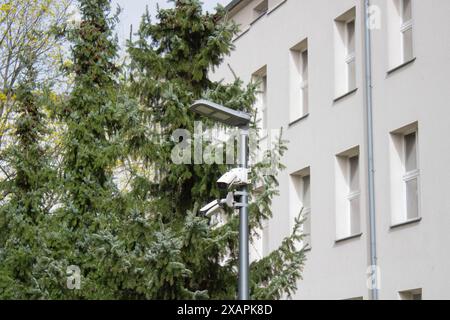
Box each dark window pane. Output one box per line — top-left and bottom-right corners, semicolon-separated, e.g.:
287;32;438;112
404;132;417;172
406;178;419;219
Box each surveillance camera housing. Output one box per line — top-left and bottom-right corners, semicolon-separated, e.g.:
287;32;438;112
217;168;249;190
200;200;223;217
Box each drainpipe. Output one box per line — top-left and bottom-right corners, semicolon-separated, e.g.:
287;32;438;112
363;0;379;300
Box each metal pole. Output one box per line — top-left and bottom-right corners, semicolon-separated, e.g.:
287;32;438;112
363;0;379;300
238;126;249;300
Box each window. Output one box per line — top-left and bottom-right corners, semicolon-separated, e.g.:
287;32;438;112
404;132;419;220
399;288;422;300
290;168;311;249
253;0;268;20
400;0;413;62
348;155;361;235
289;39;309;122
302;175;311;247
336;147;361;240
387;0;414;69
301;50;309;113
253;66;268;131
345;20;356;91
334;8;357;97
390;123;420;225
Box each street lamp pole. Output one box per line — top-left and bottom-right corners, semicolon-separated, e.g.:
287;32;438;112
189;100;251;300
238;126;249;300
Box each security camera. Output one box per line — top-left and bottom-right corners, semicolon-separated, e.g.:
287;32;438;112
217;168;249;190
224;192;236;208
200;200;223;217
200;190;245;217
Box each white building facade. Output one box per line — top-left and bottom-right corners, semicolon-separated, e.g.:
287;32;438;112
211;0;450;300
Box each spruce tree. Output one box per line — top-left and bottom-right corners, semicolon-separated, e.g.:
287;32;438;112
0;56;57;298
54;0;134;298
0;0;306;299
127;0;306;299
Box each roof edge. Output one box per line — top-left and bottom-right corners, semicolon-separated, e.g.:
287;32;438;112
225;0;244;11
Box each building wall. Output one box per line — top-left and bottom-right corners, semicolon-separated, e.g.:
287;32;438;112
211;0;450;300
370;0;450;300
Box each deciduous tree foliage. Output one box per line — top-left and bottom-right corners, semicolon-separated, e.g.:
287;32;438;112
0;0;71;149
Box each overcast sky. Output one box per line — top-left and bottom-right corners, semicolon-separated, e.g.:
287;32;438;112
112;0;230;45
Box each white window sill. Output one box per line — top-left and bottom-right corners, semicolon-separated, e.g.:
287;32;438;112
233;1;288;42
267;0;288;16
250;11;267;26
333;88;358;103
335;233;363;244
233;25;250;42
387;57;416;75
288;113;309;127
390;217;422;230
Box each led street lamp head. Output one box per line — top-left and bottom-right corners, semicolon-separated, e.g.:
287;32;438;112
190;99;251;127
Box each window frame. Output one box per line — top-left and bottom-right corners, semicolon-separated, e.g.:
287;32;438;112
345;18;356;91
335;146;362;241
253;0;269;20
389;123;422;227
402;130;421;221
399;288;422;300
334;7;357;98
290;167;312;249
301;174;312;249
300;48;309;116
347;155;361;235
289;39;309;123
253;70;268;132
400;0;414;63
261;75;268;130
